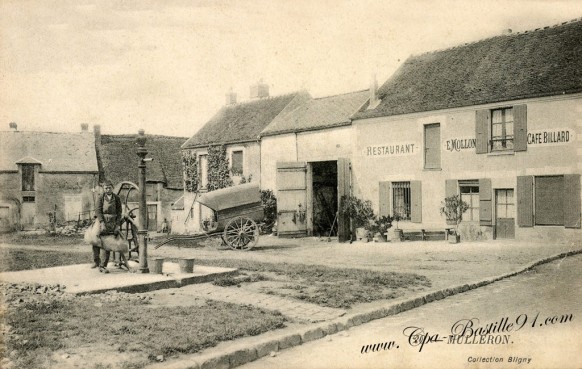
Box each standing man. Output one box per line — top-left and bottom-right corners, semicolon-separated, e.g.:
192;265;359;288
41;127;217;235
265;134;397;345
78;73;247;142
95;180;123;273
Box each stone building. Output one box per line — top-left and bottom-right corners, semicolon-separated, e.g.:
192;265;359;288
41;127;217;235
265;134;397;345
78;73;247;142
94;125;186;233
176;83;309;233
350;19;582;243
0;123;99;231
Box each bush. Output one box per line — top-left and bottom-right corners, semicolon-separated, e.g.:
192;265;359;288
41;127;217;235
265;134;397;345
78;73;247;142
439;195;470;233
339;195;375;228
261;189;277;234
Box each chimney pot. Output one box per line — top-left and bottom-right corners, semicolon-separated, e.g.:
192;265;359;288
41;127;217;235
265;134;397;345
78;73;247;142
226;89;237;105
250;80;269;99
81;123;89;131
9;122;17;131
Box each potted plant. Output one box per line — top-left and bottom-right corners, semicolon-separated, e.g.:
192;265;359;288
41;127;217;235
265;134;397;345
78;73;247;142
370;215;393;242
439;195;470;243
390;205;406;242
339;194;375;242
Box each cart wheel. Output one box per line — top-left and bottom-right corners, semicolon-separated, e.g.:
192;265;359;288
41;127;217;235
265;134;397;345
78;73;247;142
223;217;259;250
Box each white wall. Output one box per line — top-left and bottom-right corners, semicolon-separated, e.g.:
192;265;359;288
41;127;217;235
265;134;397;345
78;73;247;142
352;94;582;238
260;126;352;191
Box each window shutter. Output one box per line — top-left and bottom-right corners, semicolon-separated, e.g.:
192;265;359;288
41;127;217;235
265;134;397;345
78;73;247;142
445;180;457;225
517;176;533;227
563;174;580;228
379;181;391;218
513;105;527;152
445;179;457;198
411;181;422;223
479;178;492;225
475;109;490;154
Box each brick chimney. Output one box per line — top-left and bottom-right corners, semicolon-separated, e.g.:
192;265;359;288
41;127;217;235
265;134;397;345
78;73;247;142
93;124;103;182
93;124;101;143
9;122;17;131
250;80;269;99
367;74;380;110
225;89;237;105
81;123;89;132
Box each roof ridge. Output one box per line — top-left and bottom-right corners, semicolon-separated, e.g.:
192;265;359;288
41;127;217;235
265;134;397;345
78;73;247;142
414;17;582;57
223;91;300;108
313;89;369;100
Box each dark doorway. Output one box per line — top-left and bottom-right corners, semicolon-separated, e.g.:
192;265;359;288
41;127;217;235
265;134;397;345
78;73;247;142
312;161;338;237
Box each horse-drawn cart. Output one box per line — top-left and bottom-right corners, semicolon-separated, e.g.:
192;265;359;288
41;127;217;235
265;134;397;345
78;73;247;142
155;183;263;251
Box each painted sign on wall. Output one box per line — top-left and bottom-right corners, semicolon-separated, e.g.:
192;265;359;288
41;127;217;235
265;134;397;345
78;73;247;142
444;138;476;152
527;128;575;147
362;143;416;157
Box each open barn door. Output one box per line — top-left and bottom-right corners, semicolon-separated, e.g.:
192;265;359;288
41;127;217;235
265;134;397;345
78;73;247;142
276;162;308;237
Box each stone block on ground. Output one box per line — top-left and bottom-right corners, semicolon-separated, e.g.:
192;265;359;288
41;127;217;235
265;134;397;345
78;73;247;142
278;334;302;350
256;340;279;358
228;348;258;368
302;327;325;343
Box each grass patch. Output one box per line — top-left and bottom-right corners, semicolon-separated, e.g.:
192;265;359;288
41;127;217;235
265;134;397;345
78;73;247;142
0;232;84;246
212;272;269;287
188;259;431;309
0;249;92;273
4;290;286;369
0;246;93;272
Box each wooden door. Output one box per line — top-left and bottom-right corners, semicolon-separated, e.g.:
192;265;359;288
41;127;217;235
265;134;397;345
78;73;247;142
495;189;515;239
276;162;308;237
147;204;158;231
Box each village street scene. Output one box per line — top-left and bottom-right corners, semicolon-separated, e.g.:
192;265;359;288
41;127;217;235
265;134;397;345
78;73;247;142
1;1;581;369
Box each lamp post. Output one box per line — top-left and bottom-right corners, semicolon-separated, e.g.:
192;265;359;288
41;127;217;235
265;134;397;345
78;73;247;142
136;129;149;273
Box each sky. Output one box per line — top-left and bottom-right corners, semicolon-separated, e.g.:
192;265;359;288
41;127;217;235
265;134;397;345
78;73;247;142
1;0;581;138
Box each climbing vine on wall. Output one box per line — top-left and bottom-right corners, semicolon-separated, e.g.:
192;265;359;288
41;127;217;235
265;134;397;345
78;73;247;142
182;149;198;192
207;145;233;192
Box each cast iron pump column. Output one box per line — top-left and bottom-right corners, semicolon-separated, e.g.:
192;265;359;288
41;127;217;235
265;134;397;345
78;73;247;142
136;129;150;273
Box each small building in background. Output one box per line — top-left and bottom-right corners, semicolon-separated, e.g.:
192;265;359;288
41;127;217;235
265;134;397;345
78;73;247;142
178;84;309;234
259;89;370;239
94;125;187;234
0;123;99;231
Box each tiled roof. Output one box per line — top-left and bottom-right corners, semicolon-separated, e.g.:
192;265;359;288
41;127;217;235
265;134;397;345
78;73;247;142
98;134;187;189
260;90;369;137
0;131;98;172
182;92;306;148
354;18;582;120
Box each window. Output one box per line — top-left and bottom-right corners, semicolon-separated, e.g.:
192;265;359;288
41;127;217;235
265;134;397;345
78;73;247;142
518;174;580;228
231;150;243;176
146;184;158;201
496;189;515;218
459;181;479;221
535;176;564;226
476;105;526;154
392;182;411;220
491;107;514;151
199;154;208;189
22;196;35;203
424;123;441;169
21;165;35;191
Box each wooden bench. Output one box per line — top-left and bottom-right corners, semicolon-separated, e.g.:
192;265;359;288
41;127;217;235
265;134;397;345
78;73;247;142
400;229;450;241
